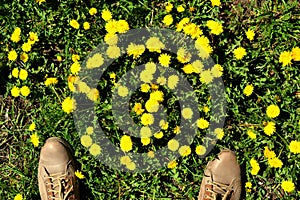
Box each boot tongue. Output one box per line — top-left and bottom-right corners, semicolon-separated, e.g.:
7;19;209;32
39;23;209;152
44;162;68;175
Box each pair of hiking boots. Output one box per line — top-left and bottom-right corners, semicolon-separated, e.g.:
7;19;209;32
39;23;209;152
38;137;241;200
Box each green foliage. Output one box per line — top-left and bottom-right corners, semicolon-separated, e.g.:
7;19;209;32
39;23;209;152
0;0;299;199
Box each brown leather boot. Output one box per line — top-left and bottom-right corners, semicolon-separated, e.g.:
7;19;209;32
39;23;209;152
38;137;80;200
198;150;241;200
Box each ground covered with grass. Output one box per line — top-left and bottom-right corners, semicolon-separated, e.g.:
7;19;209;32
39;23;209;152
1;0;300;199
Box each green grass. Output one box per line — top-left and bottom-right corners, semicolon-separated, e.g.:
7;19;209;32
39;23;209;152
0;0;300;199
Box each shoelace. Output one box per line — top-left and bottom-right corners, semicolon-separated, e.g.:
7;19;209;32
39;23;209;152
205;180;234;200
45;172;74;200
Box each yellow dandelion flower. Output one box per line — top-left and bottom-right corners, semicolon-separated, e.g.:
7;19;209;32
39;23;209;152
76;81;90;93
177;47;191;63
19;69;28;80
151;83;159;90
62;97;76;114
211;64;223;78
86;126;94;135
45;78;58;86
192;60;204;73
145;99;159;113
70;19;80;29
140;70;153;83
141;137;151;146
141;113;154;126
11;27;21;43
178;145;191;157
158;53;171;67
247;130;256;139
163;14;173;26
8;50;18;61
28;32;39;43
145;62;157;74
150;90;164;102
120;156;131;165
20;86;30;97
210;0;221;6
195;36;210;50
266;105;280;118
117;86;128;97
147;151;155;158
264;122;276;136
268;157;283;168
127;43;145;59
14;194;23;200
12;68;19;78
140;126;152;138
70;62;81;75
116;20;129;33
177;5;185;12
89;143;101;156
104;33;118;45
11;86;20;97
167;75;179;89
281;181;295;193
22;42;32;52
291;47;300;61
29;122;36;131
20;53;29;63
72;54;80;62
75;170;85;179
182;63;196;74
133;103;144;115
89;7;97;15
263;146;276;159
167;160;177;169
203;106;210;113
279;51;292;66
30;133;39;147
195;145;206;155
176;17;190;32
245;181;252;188
157;76;167;85
182;108;193;119
87;88;100;102
243;84;254;96
168;139;179;151
105;19;118;34
11;32;21;43
165;2;173;13
140;83;150;92
289;140;300;154
81;135;93;147
106;45;120;59
200;70;213;84
86;53;104;69
146;37;165;53
126;161;136;170
154;131;163;139
197;118;209;129
250;158;260;175
159;120;169;130
206;20;223;35
174;126;181;134
246;29;255;41
83;22;90;30
214;128;224;140
36;0;46;5
233;47;247;60
57;55;62;62
101;9;112;21
120;135;132;152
